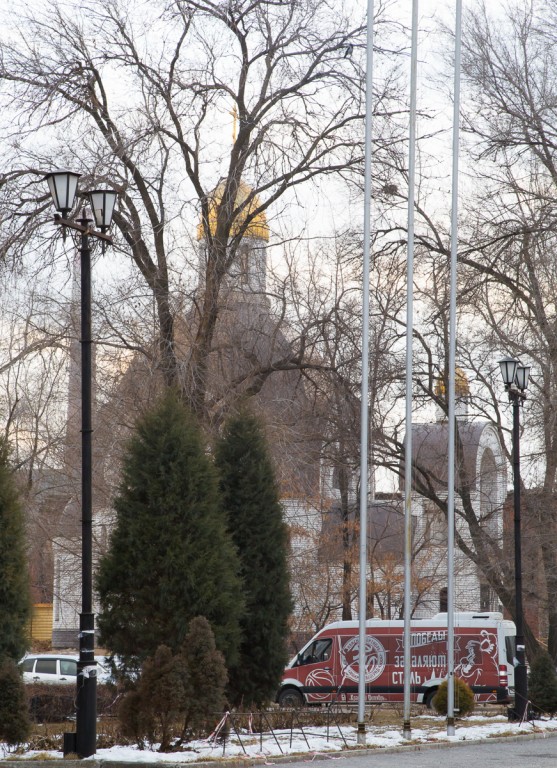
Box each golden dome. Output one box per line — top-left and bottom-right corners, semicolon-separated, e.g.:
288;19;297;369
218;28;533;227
197;180;270;242
435;367;470;399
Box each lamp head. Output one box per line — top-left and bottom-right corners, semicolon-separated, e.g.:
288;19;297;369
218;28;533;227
515;364;531;392
86;189;117;232
44;170;81;217
499;357;518;388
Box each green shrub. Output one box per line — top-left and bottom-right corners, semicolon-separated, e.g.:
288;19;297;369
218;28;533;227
529;652;557;715
118;687;153;750
119;644;185;751
118;617;228;751
433;677;475;717
0;657;30;746
178;616;228;739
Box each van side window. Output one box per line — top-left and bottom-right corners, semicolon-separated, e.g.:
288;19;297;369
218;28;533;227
297;638;332;666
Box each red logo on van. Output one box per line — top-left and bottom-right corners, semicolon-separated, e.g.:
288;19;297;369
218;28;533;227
339;636;387;683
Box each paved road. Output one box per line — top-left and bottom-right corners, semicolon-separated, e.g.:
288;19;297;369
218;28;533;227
280;733;557;768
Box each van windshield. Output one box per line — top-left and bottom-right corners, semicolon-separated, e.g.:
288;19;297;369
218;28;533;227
296;638;332;666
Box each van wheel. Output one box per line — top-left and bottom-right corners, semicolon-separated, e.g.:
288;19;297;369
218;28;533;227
424;689;437;709
278;687;304;708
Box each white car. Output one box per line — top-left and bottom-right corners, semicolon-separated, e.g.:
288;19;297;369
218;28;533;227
20;654;111;684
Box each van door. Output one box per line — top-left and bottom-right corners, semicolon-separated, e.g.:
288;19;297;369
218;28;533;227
294;636;338;703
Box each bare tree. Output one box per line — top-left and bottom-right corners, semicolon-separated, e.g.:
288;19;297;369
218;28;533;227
443;0;557;658
0;0;405;421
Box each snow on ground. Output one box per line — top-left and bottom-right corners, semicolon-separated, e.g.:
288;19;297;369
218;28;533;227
3;714;557;762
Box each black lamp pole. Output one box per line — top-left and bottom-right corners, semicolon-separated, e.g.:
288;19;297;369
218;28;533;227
44;172;116;758
499;356;531;723
77;211;95;758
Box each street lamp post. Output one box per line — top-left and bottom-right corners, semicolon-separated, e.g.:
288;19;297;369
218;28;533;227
499;356;531;723
44;171;117;759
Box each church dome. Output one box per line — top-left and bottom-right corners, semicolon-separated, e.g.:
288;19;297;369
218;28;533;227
197;180;270;242
434;367;470;399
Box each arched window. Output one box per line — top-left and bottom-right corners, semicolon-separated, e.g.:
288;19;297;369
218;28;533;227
439;587;448;612
239;244;249;284
479;448;498;530
480;583;492;612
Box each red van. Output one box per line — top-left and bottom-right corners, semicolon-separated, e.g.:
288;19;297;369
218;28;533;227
278;612;516;708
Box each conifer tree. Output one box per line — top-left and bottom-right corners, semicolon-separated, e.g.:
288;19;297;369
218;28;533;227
215;409;292;706
0;437;31;661
97;392;244;673
529;652;557;715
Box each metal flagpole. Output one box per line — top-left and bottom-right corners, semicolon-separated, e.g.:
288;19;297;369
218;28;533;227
447;0;463;737
357;0;375;745
403;0;419;740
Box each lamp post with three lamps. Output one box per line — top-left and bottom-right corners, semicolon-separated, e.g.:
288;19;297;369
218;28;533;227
499;356;531;723
44;171;117;758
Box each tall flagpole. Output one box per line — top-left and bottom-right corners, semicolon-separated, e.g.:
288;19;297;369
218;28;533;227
357;0;375;745
403;0;419;739
447;0;463;737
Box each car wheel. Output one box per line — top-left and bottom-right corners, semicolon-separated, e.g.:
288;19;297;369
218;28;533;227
278;687;304;708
